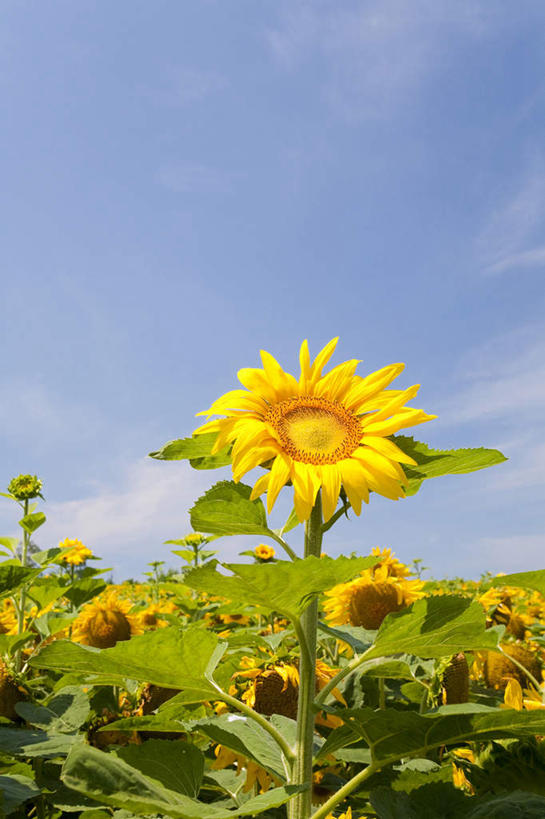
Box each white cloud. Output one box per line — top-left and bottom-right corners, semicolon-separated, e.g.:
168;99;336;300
38;458;214;573
477;167;545;275
156;162;232;194
266;0;499;118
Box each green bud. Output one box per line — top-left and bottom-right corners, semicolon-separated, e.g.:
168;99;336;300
7;474;43;501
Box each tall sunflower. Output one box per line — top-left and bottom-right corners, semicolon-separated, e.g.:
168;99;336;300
194;338;435;521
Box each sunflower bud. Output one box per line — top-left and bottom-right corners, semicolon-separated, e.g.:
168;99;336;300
7;474;43;501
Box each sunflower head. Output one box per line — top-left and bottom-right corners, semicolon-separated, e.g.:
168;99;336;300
484;644;541;690
59;538;94;566
243;663;300;720
0;661;26;720
442;653;470;705
324;565;424;630
195;338;435;522
254;544;275;561
73;592;141;648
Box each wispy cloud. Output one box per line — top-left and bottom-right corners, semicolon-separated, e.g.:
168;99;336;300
477;167;545;275
266;0;497;118
141;67;227;107
439;323;545;426
156;161;232;194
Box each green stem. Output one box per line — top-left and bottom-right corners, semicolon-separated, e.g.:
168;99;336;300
15;500;30;672
210;684;296;768
288;494;323;819
267;531;299;561
378;678;386;709
320;501;351;534
314;648;373;708
309;763;378;819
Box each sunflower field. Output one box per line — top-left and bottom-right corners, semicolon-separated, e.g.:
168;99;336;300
2;340;545;819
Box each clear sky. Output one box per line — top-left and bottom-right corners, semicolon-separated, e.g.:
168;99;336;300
1;1;544;580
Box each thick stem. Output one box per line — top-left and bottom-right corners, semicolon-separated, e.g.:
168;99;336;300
288;494;323;819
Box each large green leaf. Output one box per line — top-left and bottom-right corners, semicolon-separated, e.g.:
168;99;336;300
62;745;301;819
394;436;507;495
190;481;269;537
116;740;204;798
185;556;375;619
18;511;46;534
63;577;107;608
364;596;500;661
339;705;545;766
149;433;231;469
0;564;42;599
0;773;40;814
30;626;225;703
0;726;78;758
193;714;287;781
16;686;90;733
491;570;545;597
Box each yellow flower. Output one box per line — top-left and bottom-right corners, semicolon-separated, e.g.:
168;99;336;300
195;338;435;522
72;591;141;648
59;538;94;565
503;678;545;711
324;564;424;630
254;544;275;561
452;748;475;793
0;600;17;636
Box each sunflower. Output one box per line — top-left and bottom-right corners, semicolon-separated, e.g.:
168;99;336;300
324;560;424;630
254;543;275;561
72;591;141;648
0;599;17;635
211;744;280;793
238;658;345;726
194;338;435;522
59;538;94;566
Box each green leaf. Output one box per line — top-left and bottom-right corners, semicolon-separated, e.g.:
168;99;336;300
0;537;18;554
27;578;67;610
364;596;501;661
338;705;545;766
280;507;301;535
16;686;90;733
0;632;34;657
0;726;78;758
0;773;40;814
394;436;507;495
18;511;46;534
149;433;231;470
0;565;42;600
185;556;375;619
63;578;107;608
490;570;545;597
193;713;287;781
62;744;301;819
318;622;376;654
190;481;269;537
30;626;225;703
467;791;545;818
116;740;204;798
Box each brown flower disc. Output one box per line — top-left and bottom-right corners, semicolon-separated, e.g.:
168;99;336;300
85;610;131;648
348;582;403;629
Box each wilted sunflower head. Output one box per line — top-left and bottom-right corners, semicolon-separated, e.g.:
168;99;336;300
0;660;27;720
484;644;542;690
324;565;424;630
59;538;94;566
73;592;141;648
194;338;435;522
442;652;470;705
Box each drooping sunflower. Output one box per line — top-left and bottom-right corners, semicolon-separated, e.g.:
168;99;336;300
324;557;424;630
72;591;142;649
194;338;435;521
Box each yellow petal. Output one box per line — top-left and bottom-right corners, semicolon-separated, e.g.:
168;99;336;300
363;409;437;437
320;464;341;522
362;435;417;466
339;459;369;515
232;444;280;482
267;453;292;513
250;471;271;500
360;384;420;427
260;349;299;400
343;364;405;412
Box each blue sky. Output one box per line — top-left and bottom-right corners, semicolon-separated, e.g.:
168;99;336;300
1;1;544;579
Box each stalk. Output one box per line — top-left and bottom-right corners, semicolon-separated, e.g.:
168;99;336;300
288;494;323;819
15;499;30;672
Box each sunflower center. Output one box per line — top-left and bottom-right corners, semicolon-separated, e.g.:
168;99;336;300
265;396;362;464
